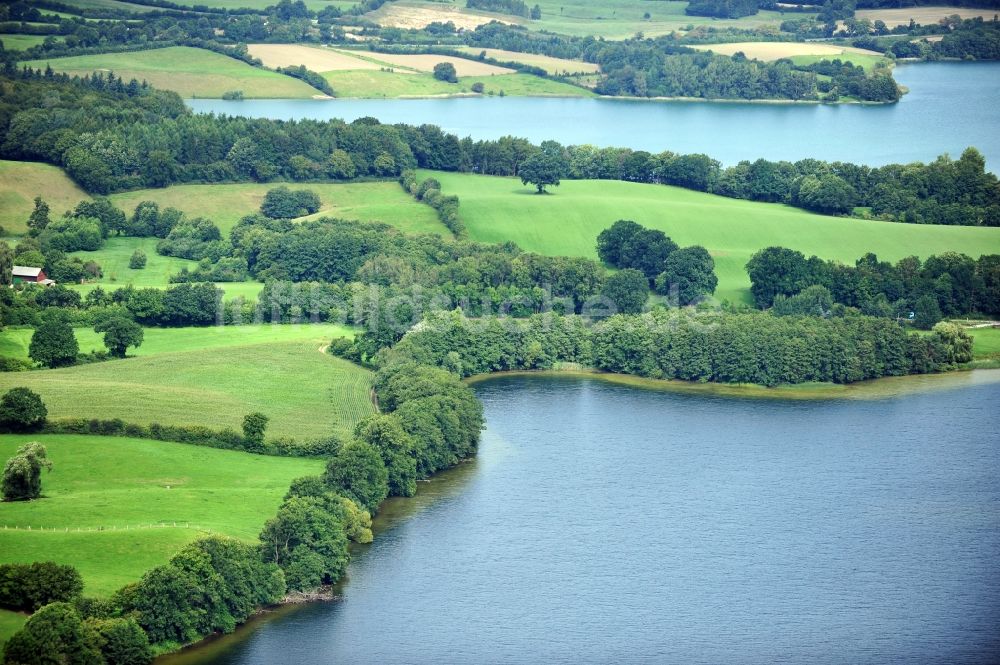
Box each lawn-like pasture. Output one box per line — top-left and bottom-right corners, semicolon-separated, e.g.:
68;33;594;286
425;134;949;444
368;0;807;39
67;281;266;301
0;322;357;361
0;434;323;596
0;611;27;649
247;43;383;71
0;338;375;440
0;34;57;51
971;327;1000;361
109;181;446;236
324;69;592;98
453;46;601;75
0;160;89;235
855;6;999;28
691;42;888;69
422;172;1000;304
71;237;195;286
23;46;319;98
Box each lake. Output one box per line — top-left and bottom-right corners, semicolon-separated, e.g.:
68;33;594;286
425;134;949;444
187;62;1000;170
165;374;1000;665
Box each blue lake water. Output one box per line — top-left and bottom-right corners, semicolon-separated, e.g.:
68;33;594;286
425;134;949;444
187;62;1000;170
167;375;1000;665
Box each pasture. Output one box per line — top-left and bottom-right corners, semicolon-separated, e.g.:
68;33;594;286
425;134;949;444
22;46;319;98
421;171;1000;304
0;160;89;235
971;327;1000;361
856;6;1000;28
324;69;592;98
0;434;323;596
247;43;383;71
692;42;888;69
109;181;446;236
71;237;195;287
453;46;601;75
0;34;55;51
341;50;515;76
0;339;375;440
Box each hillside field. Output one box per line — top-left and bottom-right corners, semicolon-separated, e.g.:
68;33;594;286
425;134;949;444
0;160;89;235
421;172;1000;304
0;34;56;51
0;339;375;440
22;46;319;99
322;69;592;98
453;47;601;75
0;434;323;596
691;42;888;70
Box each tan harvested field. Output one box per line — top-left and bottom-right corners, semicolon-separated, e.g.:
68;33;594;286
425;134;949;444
346;51;515;76
366;0;523;30
856;6;999;27
247;44;380;71
691;42;883;61
454;47;601;74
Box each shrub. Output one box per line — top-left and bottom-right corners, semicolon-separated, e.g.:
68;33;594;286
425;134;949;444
0;387;47;431
432;62;458;83
129;249;147;269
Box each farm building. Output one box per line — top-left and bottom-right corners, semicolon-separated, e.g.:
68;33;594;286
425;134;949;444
12;265;55;286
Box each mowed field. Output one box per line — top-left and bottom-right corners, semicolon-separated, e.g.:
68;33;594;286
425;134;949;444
0;434;323;596
0;161;89;235
367;0;807;39
323;69;592;98
341;50;515;76
856;6;1000;28
454;47;601;75
692;42;888;69
23;46;319;98
71;237;195;287
422;172;1000;304
0;34;56;50
0;339;375;440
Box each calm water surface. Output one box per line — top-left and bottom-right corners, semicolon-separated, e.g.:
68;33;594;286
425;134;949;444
169;375;1000;665
187;62;1000;170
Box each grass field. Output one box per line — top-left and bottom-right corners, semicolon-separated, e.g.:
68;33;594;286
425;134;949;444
109;181;446;236
367;0;807;39
324;69;592;98
338;50;515;76
453;47;601;75
856;6;1000;28
0;160;89;235
971;327;1000;361
247;43;384;71
71;237;195;286
23;46;319;99
0;611;27;648
0;434;323;596
692;42;888;70
67;280;266;301
0;34;57;51
422;172;1000;304
0;339;375;440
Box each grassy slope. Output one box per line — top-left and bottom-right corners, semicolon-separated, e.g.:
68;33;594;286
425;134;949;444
453;46;601;75
0;161;89;236
324;69;592;98
788;53;888;71
423;172;1000;304
0;34;56;51
71;237;195;286
0;340;375;440
0;322;357;360
23;46;318;99
0;434;323;596
971;327;1000;361
110;181;446;236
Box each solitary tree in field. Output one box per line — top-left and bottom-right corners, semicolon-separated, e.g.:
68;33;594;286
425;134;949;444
129;248;147;269
95;316;144;358
2;441;52;501
519;143;567;194
432;62;458;83
0;387;47;431
29;313;79;368
243;412;270;451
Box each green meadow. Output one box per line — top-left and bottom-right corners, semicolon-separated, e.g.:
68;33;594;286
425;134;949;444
0;434;323;596
0;611;27;649
0;160;89;236
23;46;318;98
324;70;593;99
0;338;375;440
109;181;445;236
71;237;195;286
971;327;1000;361
422;172;1000;304
0;34;56;51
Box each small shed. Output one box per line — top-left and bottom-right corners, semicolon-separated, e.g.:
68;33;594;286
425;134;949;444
12;266;47;284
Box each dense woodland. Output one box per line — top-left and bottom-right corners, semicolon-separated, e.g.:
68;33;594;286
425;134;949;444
1;71;996;225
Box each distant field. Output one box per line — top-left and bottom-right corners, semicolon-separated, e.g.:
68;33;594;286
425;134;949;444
342;50;515;76
110;181;447;236
23;46;318;98
971;327;1000;360
54;0;158;14
692;42;888;69
71;237;194;287
0;434;322;596
68;280;265;300
248;43;383;71
0;160;89;235
0;340;375;440
856;6;999;28
368;0;807;39
0;34;55;50
0;322;358;361
422;172;1000;304
453;46;601;75
325;69;592;98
